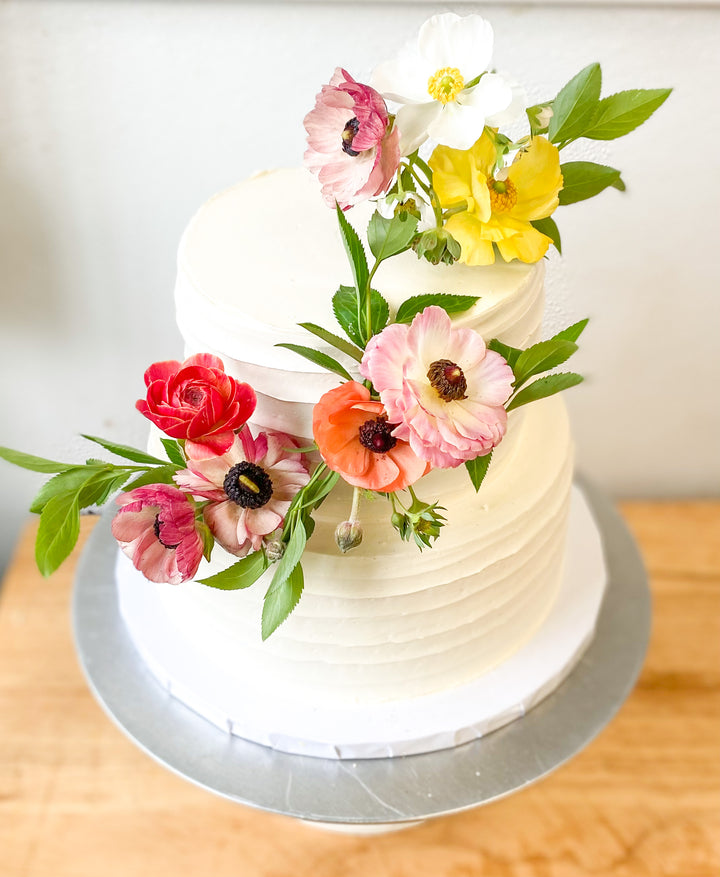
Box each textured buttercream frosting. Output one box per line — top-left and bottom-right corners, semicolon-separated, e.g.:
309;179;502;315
117;169;601;755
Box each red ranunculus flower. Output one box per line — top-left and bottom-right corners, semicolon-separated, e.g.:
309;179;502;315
136;353;256;457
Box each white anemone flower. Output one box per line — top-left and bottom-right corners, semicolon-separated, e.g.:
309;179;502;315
372;13;523;155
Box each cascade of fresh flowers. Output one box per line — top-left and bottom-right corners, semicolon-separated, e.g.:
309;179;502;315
0;13;670;639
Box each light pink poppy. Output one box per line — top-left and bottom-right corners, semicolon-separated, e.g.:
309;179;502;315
360;306;514;469
112;484;204;585
174;429;311;556
304;68;400;210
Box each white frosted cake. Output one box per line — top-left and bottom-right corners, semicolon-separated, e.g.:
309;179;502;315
115;169;606;758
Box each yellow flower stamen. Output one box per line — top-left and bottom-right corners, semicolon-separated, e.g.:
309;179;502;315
487;177;518;213
428;67;465;104
238;474;261;494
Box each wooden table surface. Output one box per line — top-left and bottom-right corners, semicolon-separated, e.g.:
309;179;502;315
1;502;718;877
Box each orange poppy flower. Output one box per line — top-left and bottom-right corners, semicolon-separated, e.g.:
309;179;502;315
313;382;428;492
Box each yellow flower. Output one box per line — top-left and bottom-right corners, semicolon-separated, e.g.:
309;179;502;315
429;132;563;265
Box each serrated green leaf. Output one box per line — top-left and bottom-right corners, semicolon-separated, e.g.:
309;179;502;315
81;435;167;465
332;284;388;347
78;469;132;508
333;284;363;347
122;465;179;490
583;88;672;140
270;521;307;591
507;373;584;411
526;101;553;136
298;322;364;363
35;492;81;577
530;216;562;254
335;204;369;294
367;210;418;261
559;162;624;206
395;293;479;325
487;339;522;371
262;561;304;640
549;63;602;145
465;451;493;493
275;343;353;382
553;318;589;343
198;549;269;590
0;446;72;474
160;438;186;467
30;467;104;514
513;339;578;388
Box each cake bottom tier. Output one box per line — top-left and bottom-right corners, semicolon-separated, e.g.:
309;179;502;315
116;397;606;758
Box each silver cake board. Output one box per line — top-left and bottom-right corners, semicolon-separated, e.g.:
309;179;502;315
72;478;650;831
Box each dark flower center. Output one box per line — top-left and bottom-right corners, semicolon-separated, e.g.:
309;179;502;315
153;514;180;550
427;359;468;401
341;117;360;156
223;461;273;509
358;416;398;454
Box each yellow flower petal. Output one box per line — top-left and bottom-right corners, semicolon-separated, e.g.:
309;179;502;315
429;145;475;207
445;213;496;265
507;136;562;221
495;219;552;263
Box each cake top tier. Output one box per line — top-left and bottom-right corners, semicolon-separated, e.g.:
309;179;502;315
175;168;544;371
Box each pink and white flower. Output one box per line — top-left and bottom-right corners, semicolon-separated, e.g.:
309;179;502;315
371;13;522;155
360;306;514;469
304;68;400;210
174;429;311;556
112;484;204;585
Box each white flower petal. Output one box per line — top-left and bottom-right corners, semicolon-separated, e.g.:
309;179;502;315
447;14;494;77
426;101;486;151
395;101;441;155
418;13;462;69
486;80;527;128
371;48;430;104
461;73;513;116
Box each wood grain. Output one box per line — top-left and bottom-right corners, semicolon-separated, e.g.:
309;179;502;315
1;503;718;877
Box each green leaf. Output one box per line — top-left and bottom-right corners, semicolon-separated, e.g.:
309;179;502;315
81;435;167;466
271;521;307;591
35;492;81;577
553;318;589;343
548;63;602;145
29;467;103;514
367;210;419;261
530;217;562;254
160;438;186;467
275;343;353;382
0;446;72;474
122;465;178;490
507;373;584;411
335;204;369;294
294;468;340;512
559;162;624;206
262;561;304;640
298;322;364;363
78;469;132;507
583;88;672;140
332;285;388;348
198;549;269;590
513;339;578;388
395;293;479;325
487;339;522;372
526;101;553;136
465;451;493;493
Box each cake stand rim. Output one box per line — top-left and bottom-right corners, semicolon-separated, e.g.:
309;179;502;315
71;476;650;826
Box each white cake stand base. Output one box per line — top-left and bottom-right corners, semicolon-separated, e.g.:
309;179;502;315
72;478;650;833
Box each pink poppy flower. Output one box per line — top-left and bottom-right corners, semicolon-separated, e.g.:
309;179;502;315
112;484;204;585
174;429;311;556
304;68;400;210
360;306;514;469
136;353;256;458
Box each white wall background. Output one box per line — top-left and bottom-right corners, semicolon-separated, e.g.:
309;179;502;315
1;0;718;575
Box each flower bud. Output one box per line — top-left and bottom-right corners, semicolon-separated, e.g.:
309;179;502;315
413;228;460;266
265;538;285;562
335;520;363;553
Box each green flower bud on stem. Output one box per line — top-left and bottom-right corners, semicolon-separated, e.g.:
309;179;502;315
335;520;363;553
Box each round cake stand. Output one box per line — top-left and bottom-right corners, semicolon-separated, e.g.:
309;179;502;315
72;478;650;832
